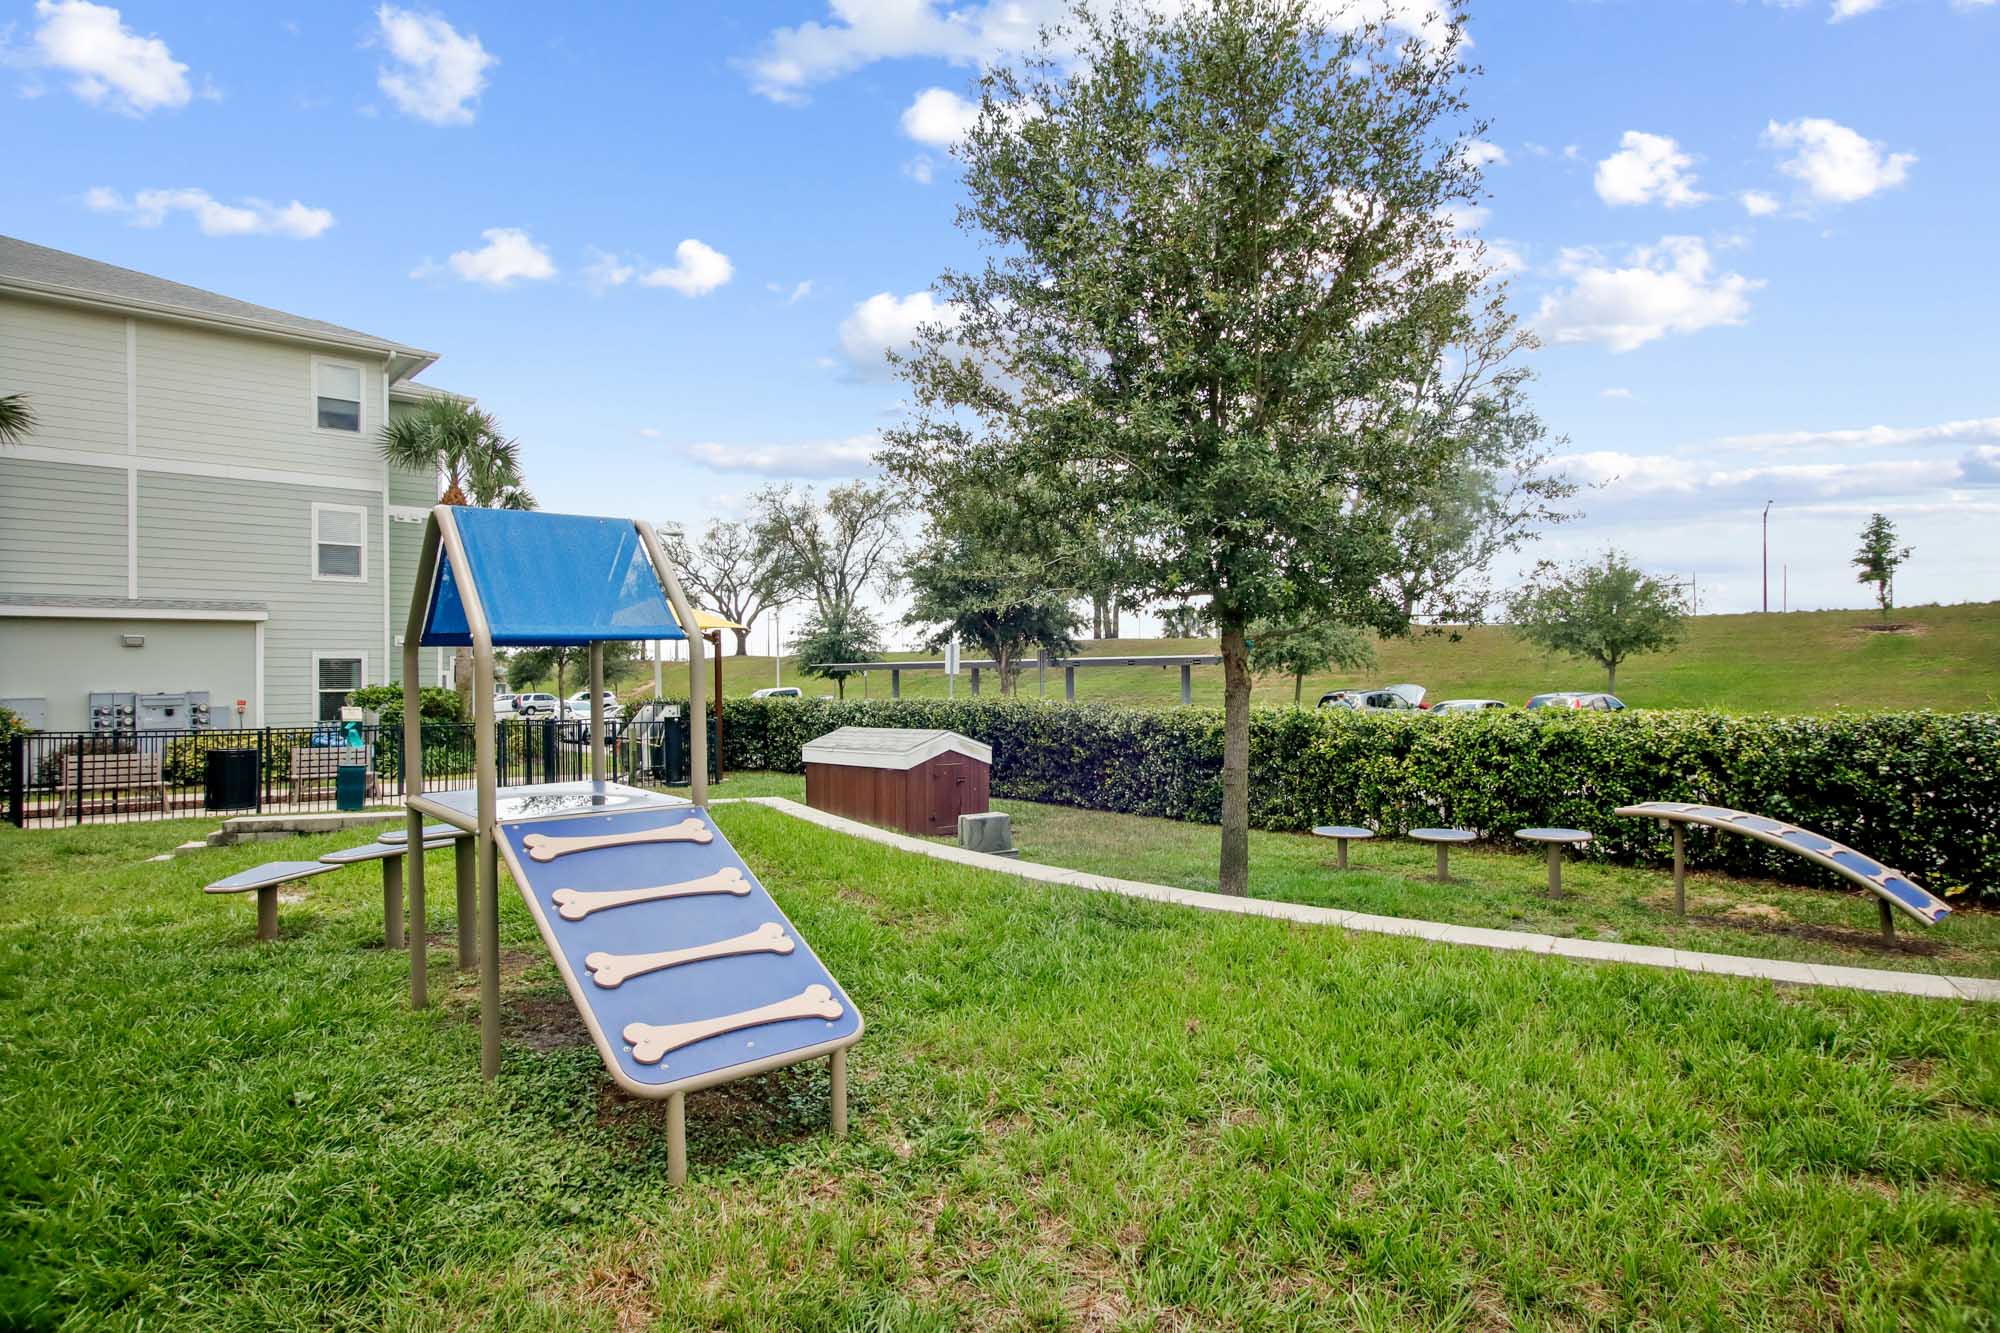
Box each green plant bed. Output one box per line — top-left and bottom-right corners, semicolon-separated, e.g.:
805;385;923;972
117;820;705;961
1;812;1996;1327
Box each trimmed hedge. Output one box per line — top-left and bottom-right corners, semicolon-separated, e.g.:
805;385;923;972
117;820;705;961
718;697;2000;898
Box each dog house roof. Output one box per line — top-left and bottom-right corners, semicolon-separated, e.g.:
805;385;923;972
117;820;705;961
800;727;992;772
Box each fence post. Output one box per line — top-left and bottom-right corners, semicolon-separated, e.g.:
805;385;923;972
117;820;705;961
259;726;269;813
7;734;23;828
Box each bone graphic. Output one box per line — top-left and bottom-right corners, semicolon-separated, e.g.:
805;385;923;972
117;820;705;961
623;984;843;1064
523;817;712;862
584;921;793;988
551;867;749;922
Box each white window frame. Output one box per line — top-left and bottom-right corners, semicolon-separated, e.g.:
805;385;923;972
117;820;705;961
310;355;367;436
311;650;368;723
311;501;370;583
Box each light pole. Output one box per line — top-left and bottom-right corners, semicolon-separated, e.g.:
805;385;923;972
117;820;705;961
1761;500;1773;613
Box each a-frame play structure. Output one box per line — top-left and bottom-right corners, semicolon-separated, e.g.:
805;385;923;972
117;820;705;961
402;507;862;1182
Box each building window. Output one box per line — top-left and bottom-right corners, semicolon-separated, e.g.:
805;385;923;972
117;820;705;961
315;655;364;722
315;359;363;432
312;502;367;581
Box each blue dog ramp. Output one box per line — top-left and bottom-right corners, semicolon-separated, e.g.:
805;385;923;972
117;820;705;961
495;805;863;1098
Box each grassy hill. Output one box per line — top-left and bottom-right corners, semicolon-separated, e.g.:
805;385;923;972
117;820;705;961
583;600;2000;714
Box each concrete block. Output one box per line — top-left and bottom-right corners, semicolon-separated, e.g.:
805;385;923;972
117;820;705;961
957;811;1018;858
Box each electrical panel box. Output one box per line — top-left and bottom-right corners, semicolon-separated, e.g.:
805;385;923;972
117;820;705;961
89;692;136;734
0;697;46;730
136;691;212;731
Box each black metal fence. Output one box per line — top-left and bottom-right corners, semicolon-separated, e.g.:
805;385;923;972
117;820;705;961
5;717;713;828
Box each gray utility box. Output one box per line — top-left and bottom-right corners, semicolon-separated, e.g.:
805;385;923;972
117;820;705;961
138;691;211;731
957;812;1018;858
89;692;136;734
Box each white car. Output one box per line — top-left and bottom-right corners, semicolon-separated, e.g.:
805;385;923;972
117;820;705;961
1430;698;1510;714
562;690;625;721
1317;683;1428;712
512;692;559;720
751;686;802;699
491;692;519;719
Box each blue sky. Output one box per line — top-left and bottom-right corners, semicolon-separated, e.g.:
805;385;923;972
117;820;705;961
5;0;1997;636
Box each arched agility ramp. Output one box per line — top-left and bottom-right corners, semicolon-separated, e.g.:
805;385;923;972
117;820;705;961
1614;801;1951;939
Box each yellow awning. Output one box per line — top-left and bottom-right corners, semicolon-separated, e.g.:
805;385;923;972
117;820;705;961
670;606;747;633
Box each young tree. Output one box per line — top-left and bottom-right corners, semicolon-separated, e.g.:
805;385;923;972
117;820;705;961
793;605;885;700
1507;551;1685;693
1160;603;1214;639
882;0;1564;894
1249;621;1377;705
1851;513;1911;623
507;644;586;705
662;519;789;655
904;533;1081;695
0;392;35;448
752;480;907;623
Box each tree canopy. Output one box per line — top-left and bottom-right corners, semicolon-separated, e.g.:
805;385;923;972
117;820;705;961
880;0;1566;893
793;605;885;700
1506;551;1685;693
378;398;535;510
664;519;789;655
752;481;907;624
1851;513;1911;623
0;392;35;448
1248;620;1377;704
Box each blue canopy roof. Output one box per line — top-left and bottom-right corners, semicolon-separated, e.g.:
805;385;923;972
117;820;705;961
420;509;687;646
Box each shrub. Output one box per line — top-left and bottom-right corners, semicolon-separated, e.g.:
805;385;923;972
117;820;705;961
0;705;27;794
347;684;465;725
717;697;2000;898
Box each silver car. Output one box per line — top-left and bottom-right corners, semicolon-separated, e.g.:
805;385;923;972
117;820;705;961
1430;698;1509;714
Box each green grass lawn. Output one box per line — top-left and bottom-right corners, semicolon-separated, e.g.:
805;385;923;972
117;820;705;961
680;774;2000;981
4;811;1998;1328
605;600;2000;714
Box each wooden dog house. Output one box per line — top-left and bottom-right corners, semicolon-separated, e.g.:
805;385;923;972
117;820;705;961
803;727;992;837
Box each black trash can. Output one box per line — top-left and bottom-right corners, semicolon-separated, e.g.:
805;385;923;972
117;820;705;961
204;748;259;812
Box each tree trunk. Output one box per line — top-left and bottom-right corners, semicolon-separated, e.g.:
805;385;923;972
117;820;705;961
1605;659;1616;693
733;627;750;656
836;676;846;700
454;648;474;716
1294;674;1303;705
1218;617;1251;897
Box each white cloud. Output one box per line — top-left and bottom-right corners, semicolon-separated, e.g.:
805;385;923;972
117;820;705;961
687;436;881;478
1536;236;1761;352
785;279;814;303
902;155;936;185
581;247;634;293
1738;189;1781;217
636;239;733;297
1461;139;1508;169
901;86;980;146
374;5;495;126
1830;0;1885;19
32;0;191;115
1763;117;1915;204
1593;131;1708;208
742;0;1460;103
1720;416;2000;452
1558;449;1968;512
86;186;333;238
1601;387;1634;400
838;290;961;379
637;427;662;439
438;227;554;287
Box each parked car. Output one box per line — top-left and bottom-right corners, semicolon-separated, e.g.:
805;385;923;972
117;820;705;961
1317;683;1427;712
1526;692;1626;712
491;692;519;719
1430;698;1509;714
562;690;625;721
751;686;803;699
512;692;559;719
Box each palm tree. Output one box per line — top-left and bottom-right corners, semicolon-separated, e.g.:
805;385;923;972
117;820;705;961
0;393;35;448
378;398;536;509
380;397;538;705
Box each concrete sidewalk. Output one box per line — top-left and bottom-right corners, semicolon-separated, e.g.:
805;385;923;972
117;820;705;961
741;797;1999;1004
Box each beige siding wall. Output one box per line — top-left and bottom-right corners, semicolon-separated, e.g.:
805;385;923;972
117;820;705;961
0;458;128;595
138;472;385;722
134;320;384;480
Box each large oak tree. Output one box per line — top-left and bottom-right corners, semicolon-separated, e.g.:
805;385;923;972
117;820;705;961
882;0;1567;894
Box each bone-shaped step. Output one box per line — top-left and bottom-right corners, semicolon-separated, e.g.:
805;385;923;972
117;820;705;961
623;984;843;1064
585;921;794;988
551;867;749;922
523;817;712;863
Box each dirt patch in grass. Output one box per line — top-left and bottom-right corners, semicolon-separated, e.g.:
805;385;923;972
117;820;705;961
1686;911;1950;959
593;1061;838;1159
1726;903;1790;924
503;992;591;1050
1853;621;1926;636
